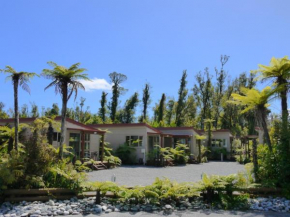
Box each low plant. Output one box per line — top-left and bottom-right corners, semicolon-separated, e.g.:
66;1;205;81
87;174;250;210
75;160;92;172
211;148;227;160
170;143;190;164
218;194;250;210
201;146;210;163
104;155;122;166
115;143;136;164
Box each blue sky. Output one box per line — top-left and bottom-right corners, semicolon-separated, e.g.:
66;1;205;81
0;0;289;116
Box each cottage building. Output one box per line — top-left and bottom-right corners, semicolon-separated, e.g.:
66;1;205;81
0;117;106;159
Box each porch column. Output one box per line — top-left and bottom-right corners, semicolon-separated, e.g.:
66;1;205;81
81;131;85;159
160;135;164;148
101;134;105;162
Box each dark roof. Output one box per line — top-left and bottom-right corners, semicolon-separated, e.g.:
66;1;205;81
195;129;232;135
0;117;106;134
156;127;195;130
88;123;161;134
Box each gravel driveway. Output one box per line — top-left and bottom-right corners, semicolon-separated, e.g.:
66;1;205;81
87;161;245;186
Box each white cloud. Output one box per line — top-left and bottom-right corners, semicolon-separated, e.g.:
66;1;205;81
80;78;112;91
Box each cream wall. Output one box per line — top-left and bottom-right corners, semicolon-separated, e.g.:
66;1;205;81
98;126;149;163
157;129;200;158
204;131;232;152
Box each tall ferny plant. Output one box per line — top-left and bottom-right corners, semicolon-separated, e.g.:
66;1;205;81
42;62;90;158
1;66;38;150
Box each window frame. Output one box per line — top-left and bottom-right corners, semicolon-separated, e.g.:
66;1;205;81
125;135;143;147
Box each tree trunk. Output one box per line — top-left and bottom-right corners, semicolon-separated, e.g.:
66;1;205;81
259;108;272;151
8;137;13;154
101;134;105;162
281;87;289;152
13;79;19;151
252;138;258;182
59;84;68;159
198;140;201;163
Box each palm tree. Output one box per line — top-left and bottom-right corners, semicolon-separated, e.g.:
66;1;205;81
1;66;38;150
227;86;276;152
195;134;206;163
42;62;90;159
254;56;290;144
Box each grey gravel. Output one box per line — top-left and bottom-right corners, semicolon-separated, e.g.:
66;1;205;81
70;211;290;217
87;161;245;186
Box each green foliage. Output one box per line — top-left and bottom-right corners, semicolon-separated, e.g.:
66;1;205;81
109;72;127;123
118;92;139;123
175;70;188;126
44;158;87;191
141;83;151;122
75;160;92;172
98;92;108;123
170;143;190;164
115;143;136;164
257;145;279;187
200;146;210;163
101;141;122;166
157;93;166;124
104;155;122;166
218;194;250;210
210;147;227;160
0;118;88;191
87;174;250;209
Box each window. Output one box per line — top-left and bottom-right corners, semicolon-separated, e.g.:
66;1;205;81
53;132;61;142
69;133;80;157
84;133;90;150
126;136;143;147
211;139;227;147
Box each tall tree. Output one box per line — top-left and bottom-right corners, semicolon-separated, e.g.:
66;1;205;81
42;62;90;159
157;93;166;124
213;55;229;129
141;83;151;122
45;103;60;117
228;86;276;151
165;98;175;126
0;102;9;119
30;102;39;118
1;66;38;150
20;104;29;118
109;72;127;123
193;69;213;129
98;92;108;123
254;56;290;148
119;92;139;123
175;70;188;126
79;97;86;123
183;94;197;127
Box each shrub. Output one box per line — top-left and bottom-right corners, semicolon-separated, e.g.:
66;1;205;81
104;155;122;166
257;145;279;187
0;117;88;191
115;143;136;164
170;143;190;164
87;175;250;209
211;147;227;160
44;159;87;191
